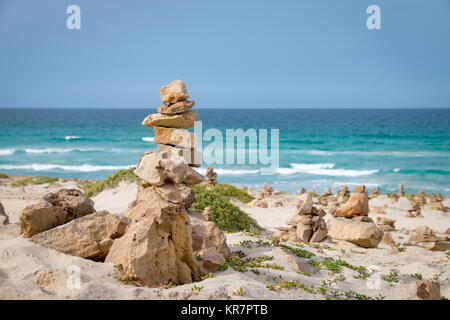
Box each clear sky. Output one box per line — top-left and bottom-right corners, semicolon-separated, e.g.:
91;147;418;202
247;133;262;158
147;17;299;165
0;0;449;108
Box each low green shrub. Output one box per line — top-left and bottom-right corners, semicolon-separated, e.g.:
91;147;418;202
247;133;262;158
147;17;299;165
12;176;58;186
191;184;261;232
83;167;141;197
0;172;9;179
209;184;254;203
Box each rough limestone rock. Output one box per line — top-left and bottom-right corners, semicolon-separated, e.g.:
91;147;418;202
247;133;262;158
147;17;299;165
334;192;369;218
106;186;201;286
247;199;268;208
415;280;441;300
0;202;9;225
159;80;189;106
153;126;196;149
189;211;230;273
142;110;198;129
19;189;95;238
30;211;129;261
328;218;383;248
296;192;314;215
158;100;195;115
428;201;446;212
156;144;201;167
203;207;213;221
134;151;204;187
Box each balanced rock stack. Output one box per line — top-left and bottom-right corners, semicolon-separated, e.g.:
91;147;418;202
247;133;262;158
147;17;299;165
428;194;447;212
415;190;427;205
337;185;351;203
142;80;201;167
328;185;383;248
0;202;9;225
106;151;205;285
407;226;450;251
371;187;381;197
406;203;422;218
202;167;218;186
286;192;328;243
398;184;405;197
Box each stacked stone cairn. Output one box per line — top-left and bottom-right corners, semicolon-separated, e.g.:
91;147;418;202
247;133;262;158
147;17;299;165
328;185;383;248
337;185;351;203
406;226;450;251
202;167;218;187
398;184;405;197
406;203;423;218
428;194;447;212
371;187;381;197
106;80;230;285
286;192;328;243
142;80;201;167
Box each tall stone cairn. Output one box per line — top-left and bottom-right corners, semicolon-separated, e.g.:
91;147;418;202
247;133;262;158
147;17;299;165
142;80;201;167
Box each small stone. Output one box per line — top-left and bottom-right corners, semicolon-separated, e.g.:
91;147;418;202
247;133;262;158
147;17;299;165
158;100;195;115
142;110;198;129
296;192;313;215
0;202;9;225
203;207;213;221
159;80;189;106
334;192;369;218
296;223;313;242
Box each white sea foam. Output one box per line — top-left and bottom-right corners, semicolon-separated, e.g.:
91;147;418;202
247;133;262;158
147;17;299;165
65;136;82;140
142;137;154;142
288;150;449;157
393;168;401;172
0;149;15;156
276;163;378;177
23;148;102;154
0;164;134;172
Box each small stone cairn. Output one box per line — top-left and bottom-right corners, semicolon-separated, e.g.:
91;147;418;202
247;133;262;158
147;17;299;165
286;192;328;243
202;167;218;187
142;80;201;167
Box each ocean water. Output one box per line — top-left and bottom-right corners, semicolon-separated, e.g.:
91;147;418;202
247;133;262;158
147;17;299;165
0;108;449;195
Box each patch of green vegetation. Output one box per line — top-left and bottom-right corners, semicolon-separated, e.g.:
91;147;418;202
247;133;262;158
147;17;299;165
0;172;9;179
279;243;315;259
224;254;284;273
191;184;262;232
382;272;399;283
209;183;254;203
411;273;423;280
82;167;141;197
12;176;58;187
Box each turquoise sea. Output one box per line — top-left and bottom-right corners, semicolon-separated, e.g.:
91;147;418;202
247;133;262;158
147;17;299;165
0;108;449;195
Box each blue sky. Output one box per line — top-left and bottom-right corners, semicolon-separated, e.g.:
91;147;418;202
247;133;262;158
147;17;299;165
0;0;449;108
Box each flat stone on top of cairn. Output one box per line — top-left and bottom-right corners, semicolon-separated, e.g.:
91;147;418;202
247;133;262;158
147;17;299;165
142;80;201;167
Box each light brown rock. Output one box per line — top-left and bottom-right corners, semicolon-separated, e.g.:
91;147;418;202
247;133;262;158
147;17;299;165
156;144;201;167
376;217;396;228
153;126;196;149
134;151;204;186
414;225;434;236
263;184;273;195
30;211;129;261
429;201;446;211
296;192;313;215
310;228;328;242
159;80;189;106
328;218;383;248
19;189;95;238
296;223;313;242
353;185;366;193
158;100;195;115
334;192;369;218
106;186;200;286
0;202;9;225
273;201;283;208
203;207;213;221
189;211;230;273
154;183;195;208
415;280;441;300
142;110;198;129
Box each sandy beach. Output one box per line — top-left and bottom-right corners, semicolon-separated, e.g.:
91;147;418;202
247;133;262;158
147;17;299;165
0;174;448;300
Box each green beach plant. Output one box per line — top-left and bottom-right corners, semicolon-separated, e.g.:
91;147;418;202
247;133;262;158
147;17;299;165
0;172;8;179
12;176;58;187
82;167;141;197
191;184;261;232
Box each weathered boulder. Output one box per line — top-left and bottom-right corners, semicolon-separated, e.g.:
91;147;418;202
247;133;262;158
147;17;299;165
415;280;441;300
19;189;95;238
142;110;198;129
106;186;201;286
334;192;369;218
153;126;196;149
159;80;189;106
0;202;9;225
328;218;383;248
134;151;204;186
189;211;230;273
30;211;129;261
247;199;268;208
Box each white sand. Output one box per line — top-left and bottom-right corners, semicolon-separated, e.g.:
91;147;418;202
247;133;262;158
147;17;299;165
0;177;448;300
